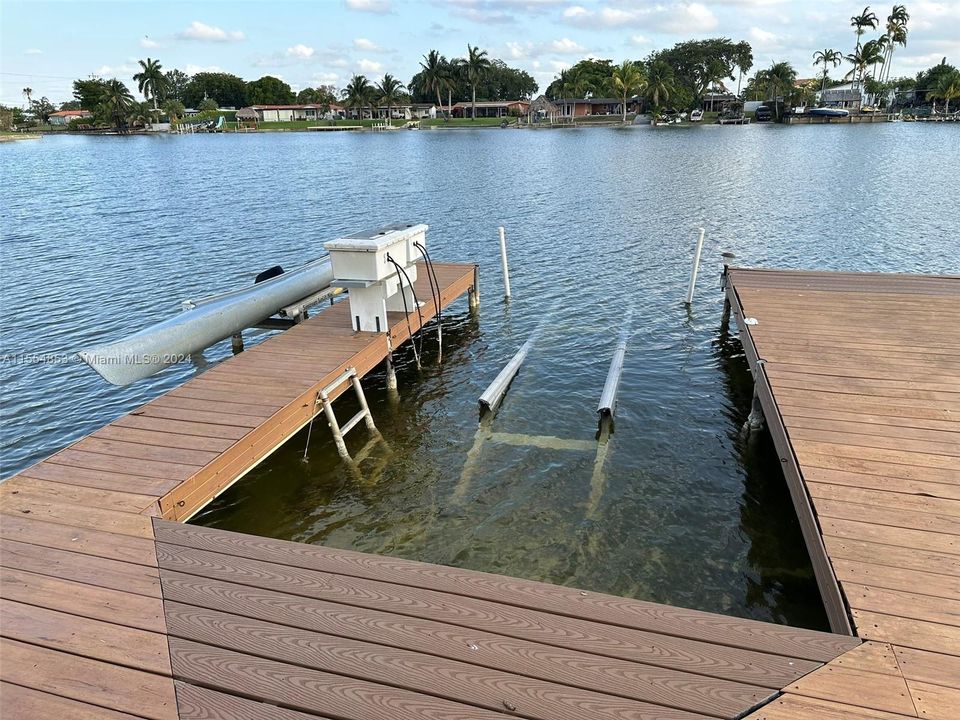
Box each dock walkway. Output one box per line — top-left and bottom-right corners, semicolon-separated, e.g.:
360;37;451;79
3;264;957;718
727;268;960;719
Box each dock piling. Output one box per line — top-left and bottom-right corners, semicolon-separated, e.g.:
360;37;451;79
498;226;512;300
684;228;705;306
231;332;244;354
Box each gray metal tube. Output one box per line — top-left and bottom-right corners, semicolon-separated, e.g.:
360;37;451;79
684;228;705;306
597;308;634;424
478;322;544;415
78;257;334;385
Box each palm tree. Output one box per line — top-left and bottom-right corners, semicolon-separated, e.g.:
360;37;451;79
133;57;169;124
376;73;405;123
880;5;909;83
608;61;645;123
419;50;447;118
22;87;33;108
764;61;798;120
929;70;960;114
459;44;491;120
734;42;754;97
644;60;674;113
561;69;592;121
342;74;373;119
162;99;186;123
99;79;135;132
849;6;879;105
846;40;885;93
813;49;843;94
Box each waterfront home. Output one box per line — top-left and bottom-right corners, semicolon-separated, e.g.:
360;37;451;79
450;100;530;118
48;109;92;125
818;83;861;109
527;95;561;124
409;103;437;119
250;104;343;122
553;97;627;118
701;92;738;113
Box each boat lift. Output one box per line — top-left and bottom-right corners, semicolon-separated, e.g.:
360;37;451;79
454;308;633;517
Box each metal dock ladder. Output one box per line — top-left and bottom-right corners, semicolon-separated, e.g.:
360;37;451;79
305;367;385;468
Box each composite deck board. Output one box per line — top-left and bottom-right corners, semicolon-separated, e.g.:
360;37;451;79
728;268;960;718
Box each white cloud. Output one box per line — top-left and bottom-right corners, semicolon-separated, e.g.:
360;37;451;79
629;35;651;47
331;58;350;68
178;21;245;42
286;44;315;59
346;0;392;13
94;63;138;77
550;38;586;54
313;72;341;86
353;38;382;52
185;64;224;75
357;58;383;73
749;27;777;48
506;42;529;59
139;37;161;49
562;3;716;33
24;48;43;55
549;60;571;72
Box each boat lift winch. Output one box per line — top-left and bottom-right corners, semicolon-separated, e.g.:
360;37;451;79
455;306;634;519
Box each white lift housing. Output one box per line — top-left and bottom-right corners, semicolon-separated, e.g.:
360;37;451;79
324;223;427;333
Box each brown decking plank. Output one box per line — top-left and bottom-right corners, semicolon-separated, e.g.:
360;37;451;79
0;539;161;597
154;530;856;663
134;399;270;424
826;538;960;578
769;368;960;396
784;664;917;716
804;468;960;502
0;598;171;674
72;436;219;467
47;448;201;481
0;494;154;538
112;413;253;440
809;484;960;518
0;638;178;720
851;609;960;656
743;693;917;719
165;602;752;719
0;682;145;720
797;452;959;484
1;566;166;632
771;388;957;421
0;513;158;566
147;394;278;419
780;407;960;437
168;637;557;720
813;497;960;535
17;460;181;496
161;571;788;714
167;385;286;408
789;427;960;459
828;641;901;676
843;583;960;628
94;424;238;453
158;569;816;691
893;646;960;687
832;560;960;601
821;517;960;557
907;679;960;720
174;682;331;720
0;476;159;514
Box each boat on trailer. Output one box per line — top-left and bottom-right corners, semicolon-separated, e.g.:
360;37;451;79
690;109;704;122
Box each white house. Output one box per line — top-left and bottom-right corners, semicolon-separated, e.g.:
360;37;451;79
48;109;92;126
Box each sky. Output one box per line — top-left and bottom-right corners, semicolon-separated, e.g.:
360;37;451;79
2;0;959;106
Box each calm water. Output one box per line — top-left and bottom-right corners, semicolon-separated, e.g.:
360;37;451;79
3;125;958;630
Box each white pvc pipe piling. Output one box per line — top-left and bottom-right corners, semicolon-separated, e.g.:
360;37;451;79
596;306;634;427
498;226;512;299
684;227;705;306
478;320;545;415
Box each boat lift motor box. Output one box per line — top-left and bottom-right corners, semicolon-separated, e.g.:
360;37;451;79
324;223;427;332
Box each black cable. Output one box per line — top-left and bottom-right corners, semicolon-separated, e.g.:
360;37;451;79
385;253;423;368
414;241;442;362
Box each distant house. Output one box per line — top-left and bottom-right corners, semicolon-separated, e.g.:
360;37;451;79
410;103;437;119
701;93;738;112
819;82;862;109
527;95;560;124
553;98;625;118
451;100;530;118
48;110;92;126
250;104;344;122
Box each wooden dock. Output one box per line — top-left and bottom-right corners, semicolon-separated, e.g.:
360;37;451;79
2;263;957;719
726;268;960;719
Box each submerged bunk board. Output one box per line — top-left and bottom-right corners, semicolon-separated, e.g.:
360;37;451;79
726;268;960;720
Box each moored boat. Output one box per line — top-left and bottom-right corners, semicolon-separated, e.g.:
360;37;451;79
809;107;850;118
